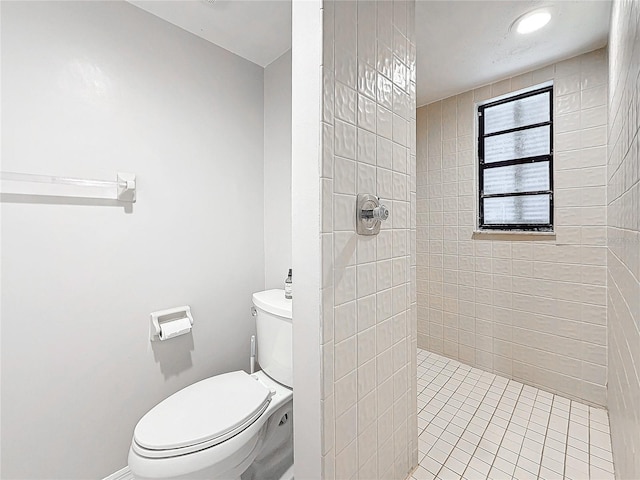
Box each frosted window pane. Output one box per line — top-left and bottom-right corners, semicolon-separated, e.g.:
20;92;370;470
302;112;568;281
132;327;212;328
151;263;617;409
484;92;550;134
483;162;550;195
484;195;550;225
484;126;550;163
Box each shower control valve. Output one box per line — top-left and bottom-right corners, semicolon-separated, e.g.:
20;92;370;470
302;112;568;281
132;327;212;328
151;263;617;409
362;204;389;221
356;193;389;236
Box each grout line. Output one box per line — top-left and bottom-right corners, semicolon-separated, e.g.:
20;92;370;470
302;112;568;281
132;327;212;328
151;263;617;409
459;375;508;479
484;378;529;479
564;400;572;479
536;390;554;479
588;403;592;479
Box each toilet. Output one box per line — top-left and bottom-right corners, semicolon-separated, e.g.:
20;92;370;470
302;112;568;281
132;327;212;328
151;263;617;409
128;289;293;480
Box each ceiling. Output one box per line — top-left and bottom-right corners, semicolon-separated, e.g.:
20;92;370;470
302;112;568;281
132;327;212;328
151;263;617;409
416;0;611;105
128;0;611;106
128;0;292;67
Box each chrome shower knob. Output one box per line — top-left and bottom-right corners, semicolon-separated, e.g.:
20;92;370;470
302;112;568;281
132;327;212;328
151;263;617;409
373;204;389;221
356;193;389;235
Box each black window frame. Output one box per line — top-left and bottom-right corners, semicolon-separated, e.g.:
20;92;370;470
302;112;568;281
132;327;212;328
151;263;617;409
478;85;554;231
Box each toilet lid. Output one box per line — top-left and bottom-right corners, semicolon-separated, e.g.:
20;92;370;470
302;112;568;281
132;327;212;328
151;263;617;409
134;371;272;451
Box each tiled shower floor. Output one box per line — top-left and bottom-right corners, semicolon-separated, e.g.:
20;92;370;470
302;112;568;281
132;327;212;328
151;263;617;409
412;349;615;480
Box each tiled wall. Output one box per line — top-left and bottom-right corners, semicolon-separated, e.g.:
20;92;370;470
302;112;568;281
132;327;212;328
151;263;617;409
606;1;640;478
320;1;418;478
416;49;609;407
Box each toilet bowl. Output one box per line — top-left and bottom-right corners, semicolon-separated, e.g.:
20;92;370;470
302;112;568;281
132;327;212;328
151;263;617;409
128;290;293;480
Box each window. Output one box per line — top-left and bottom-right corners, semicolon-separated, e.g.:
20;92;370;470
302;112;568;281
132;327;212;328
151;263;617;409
478;86;553;231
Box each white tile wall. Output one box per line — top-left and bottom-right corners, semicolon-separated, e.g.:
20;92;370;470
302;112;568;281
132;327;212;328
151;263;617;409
606;1;640;478
321;1;417;478
416;49;609;407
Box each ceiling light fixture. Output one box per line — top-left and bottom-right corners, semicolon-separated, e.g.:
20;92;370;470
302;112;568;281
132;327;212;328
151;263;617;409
514;10;551;34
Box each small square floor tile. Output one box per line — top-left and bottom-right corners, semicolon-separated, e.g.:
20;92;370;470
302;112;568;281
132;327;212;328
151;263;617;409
414;349;615;480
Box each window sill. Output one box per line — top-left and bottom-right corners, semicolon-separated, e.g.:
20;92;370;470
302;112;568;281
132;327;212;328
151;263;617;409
472;230;556;241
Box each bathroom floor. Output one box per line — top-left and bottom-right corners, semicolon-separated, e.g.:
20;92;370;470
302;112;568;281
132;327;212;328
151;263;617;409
412;349;615;480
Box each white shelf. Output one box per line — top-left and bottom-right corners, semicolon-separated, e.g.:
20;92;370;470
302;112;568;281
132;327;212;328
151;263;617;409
1;171;136;202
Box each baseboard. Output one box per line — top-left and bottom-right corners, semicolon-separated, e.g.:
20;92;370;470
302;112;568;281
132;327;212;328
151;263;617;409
103;466;134;480
102;462;295;479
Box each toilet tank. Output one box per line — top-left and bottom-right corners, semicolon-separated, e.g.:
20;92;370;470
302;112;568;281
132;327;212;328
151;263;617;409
252;289;292;388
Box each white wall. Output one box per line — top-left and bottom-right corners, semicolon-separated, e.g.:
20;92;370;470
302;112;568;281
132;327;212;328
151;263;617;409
1;2;265;478
606;1;640;477
319;1;418;478
291;0;323;477
416;49;609;406
264;50;292;290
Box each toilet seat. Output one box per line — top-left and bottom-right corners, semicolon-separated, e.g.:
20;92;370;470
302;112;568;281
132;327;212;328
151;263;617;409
132;371;273;459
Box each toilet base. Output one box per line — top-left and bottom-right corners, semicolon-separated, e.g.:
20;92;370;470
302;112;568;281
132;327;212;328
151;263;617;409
240;400;293;480
278;465;294;480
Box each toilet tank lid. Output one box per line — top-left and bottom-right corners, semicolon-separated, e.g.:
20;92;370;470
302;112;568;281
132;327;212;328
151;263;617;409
252;289;292;319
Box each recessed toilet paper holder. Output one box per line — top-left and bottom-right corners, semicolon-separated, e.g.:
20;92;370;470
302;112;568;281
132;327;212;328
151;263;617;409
356;193;389;236
150;306;194;341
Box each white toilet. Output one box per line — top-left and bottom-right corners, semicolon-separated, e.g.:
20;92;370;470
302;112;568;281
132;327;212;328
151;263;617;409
128;289;293;480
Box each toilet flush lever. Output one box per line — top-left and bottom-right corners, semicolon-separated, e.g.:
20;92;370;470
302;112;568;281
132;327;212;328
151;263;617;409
356;194;389;236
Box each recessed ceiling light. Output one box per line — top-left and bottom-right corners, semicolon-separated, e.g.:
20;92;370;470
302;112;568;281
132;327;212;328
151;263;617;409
514;10;551;34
